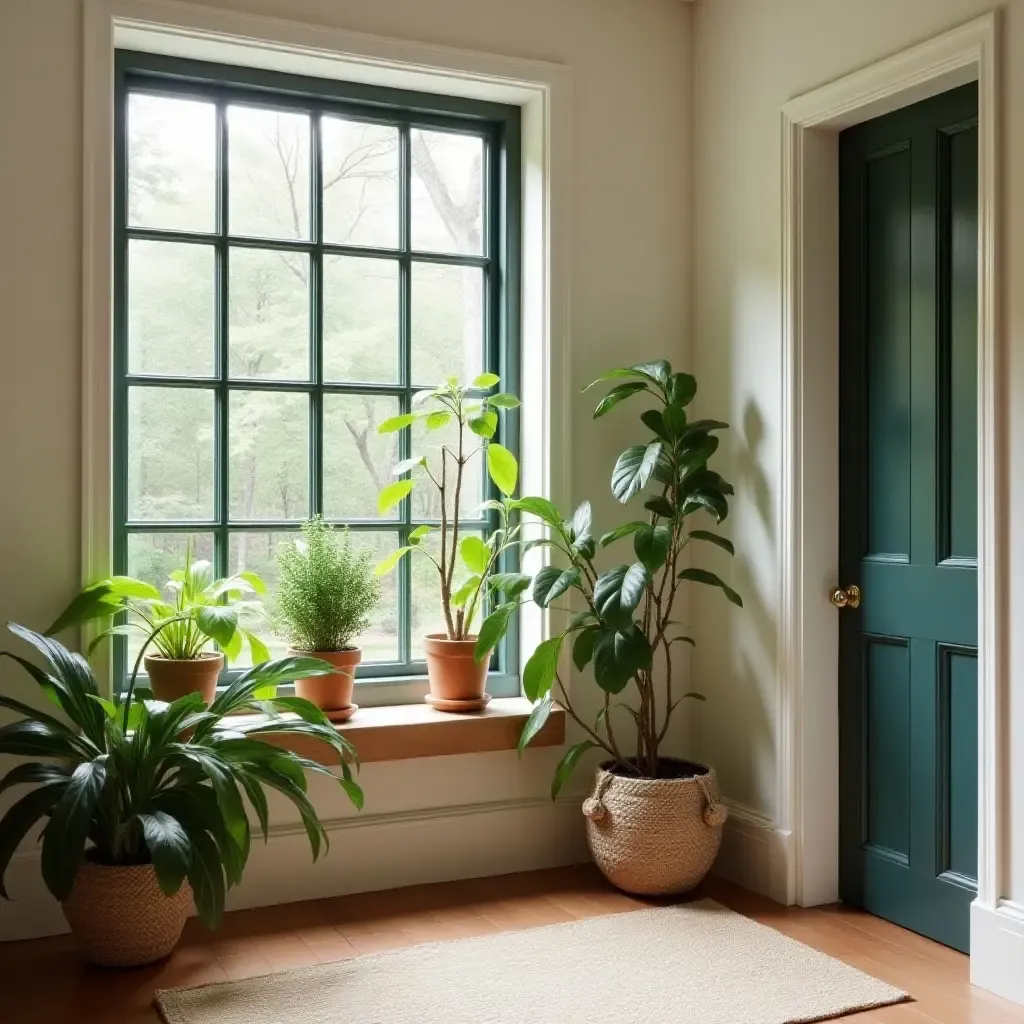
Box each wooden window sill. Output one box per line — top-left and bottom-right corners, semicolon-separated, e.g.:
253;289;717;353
254;698;565;766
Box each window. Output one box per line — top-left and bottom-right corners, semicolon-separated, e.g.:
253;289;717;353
113;52;521;694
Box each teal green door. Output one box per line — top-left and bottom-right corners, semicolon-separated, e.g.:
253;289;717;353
838;83;978;953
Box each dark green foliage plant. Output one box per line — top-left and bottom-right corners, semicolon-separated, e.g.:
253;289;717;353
0;624;362;929
475;360;742;794
275;517;381;652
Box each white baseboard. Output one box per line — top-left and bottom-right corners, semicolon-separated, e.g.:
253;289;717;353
0;794;590;942
713;799;792;905
971;900;1024;1007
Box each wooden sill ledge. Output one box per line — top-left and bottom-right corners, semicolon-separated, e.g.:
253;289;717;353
256;698;565;766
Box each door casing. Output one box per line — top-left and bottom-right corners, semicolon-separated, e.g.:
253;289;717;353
775;11;1002;948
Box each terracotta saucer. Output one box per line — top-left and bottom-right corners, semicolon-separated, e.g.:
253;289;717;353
424;693;492;714
323;704;358;723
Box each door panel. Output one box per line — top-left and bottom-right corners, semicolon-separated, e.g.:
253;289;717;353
839;83;978;953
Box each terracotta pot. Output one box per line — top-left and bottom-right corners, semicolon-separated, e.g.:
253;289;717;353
582;759;728;895
290;647;360;711
62;859;191;967
422;634;489;703
144;652;223;704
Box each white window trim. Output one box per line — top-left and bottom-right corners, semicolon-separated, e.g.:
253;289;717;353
82;0;573;701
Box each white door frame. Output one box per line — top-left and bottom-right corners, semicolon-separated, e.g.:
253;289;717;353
777;10;1004;950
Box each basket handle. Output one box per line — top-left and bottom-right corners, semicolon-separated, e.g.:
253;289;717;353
696;773;729;828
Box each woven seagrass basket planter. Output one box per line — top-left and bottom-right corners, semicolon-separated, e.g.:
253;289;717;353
583;759;729;895
62;860;192;967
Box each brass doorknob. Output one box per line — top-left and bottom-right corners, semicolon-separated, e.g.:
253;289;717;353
830;584;861;609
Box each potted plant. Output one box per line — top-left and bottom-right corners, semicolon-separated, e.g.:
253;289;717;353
48;540;269;704
0;623;361;967
375;374;521;711
502;359;741;894
275;516;381;720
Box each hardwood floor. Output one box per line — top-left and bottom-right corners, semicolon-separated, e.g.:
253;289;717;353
1;864;1021;1023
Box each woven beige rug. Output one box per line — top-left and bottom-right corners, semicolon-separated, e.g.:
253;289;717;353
156;899;909;1024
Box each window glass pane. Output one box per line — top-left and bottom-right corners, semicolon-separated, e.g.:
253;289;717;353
410;129;484;255
410;414;484;521
410;263;484;386
128;93;215;232
228;531;296;665
128;240;215;377
229;391;309;521
128;387;215;521
322;118;399;248
229;247;310;380
228;106;311;240
126;532;215;669
410;529;485;658
323;395;401;520
350;531;400;663
323;256;399;383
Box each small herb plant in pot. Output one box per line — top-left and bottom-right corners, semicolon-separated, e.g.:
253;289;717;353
513;359;742;895
0;623;361;967
275;516;381;719
48;539;270;704
375;374;521;710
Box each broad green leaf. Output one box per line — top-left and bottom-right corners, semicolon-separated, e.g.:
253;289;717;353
488;573;531;600
522;635;563;702
678;433;720;475
668;371;697;406
185;826;227;930
41;760;107;902
0;719;93;760
551;741;597;799
378;479;414;515
139;811;191;896
611;442;662;503
378;413;418;434
487;443;518;496
425;410;451;431
677;567;743;606
662;403;687;438
598;521;646;547
593;563;649;625
572;626;599;671
409;525;434;544
475;603;516;663
88;693;119;719
45;582;125;636
460;535;491;574
195;605;238;647
509;496;561;526
640;409;668;441
247;631;270;666
468;410;498;439
488;393;521;409
221;626;243;664
682;490;729;523
644;496;675;518
340;778;364;810
592;625;652;694
393;456;427;476
472;372;500;388
634;522;673;573
570;501;593;545
375;547;412;575
684;418;730;436
593;381;648;418
451;574;482;608
531;564;581;607
238;570;266;595
518;696;553;758
631;360;671;385
688;530;735;555
0;782;67;899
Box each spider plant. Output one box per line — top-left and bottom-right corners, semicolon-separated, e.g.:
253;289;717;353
0;623;361;928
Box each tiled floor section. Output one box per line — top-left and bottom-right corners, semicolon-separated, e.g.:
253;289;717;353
2;864;1022;1023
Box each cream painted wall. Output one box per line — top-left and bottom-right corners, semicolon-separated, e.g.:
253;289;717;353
690;0;1024;902
0;0;692;927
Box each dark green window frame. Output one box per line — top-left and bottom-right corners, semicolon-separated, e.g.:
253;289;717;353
112;51;522;696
